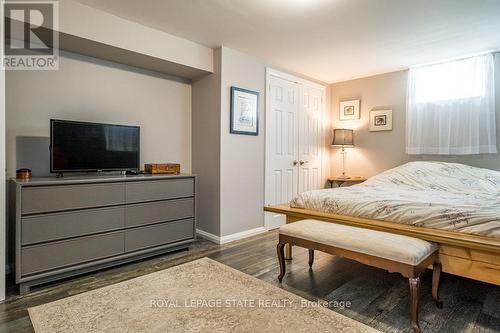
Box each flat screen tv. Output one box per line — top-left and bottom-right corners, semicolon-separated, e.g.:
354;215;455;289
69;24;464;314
50;119;140;173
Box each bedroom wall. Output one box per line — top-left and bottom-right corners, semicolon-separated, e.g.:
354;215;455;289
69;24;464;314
5;50;192;178
219;47;266;237
330;52;500;177
191;48;222;237
191;46;267;241
192;46;329;241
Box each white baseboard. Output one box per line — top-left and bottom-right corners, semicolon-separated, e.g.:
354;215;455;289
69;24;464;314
196;226;267;245
220;227;267;244
196;229;221;244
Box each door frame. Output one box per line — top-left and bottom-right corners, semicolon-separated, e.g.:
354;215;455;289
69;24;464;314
264;68;327;230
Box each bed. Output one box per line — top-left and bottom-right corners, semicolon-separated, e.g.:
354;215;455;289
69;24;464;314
264;161;500;285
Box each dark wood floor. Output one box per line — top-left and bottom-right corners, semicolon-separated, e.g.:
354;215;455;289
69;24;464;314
1;231;499;332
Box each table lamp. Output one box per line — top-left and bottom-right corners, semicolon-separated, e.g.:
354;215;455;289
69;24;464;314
331;129;354;178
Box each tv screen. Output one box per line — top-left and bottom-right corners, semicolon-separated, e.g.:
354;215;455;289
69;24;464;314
50;119;140;173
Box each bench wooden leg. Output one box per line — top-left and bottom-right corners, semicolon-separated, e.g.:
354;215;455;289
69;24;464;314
432;257;443;309
277;242;286;282
285;243;293;260
409;277;421;333
308;249;314;268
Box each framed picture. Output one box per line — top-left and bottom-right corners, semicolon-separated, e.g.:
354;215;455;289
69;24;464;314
369;110;393;131
230;86;259;136
339;99;360;120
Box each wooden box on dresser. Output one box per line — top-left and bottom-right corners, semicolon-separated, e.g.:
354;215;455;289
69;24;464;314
9;174;196;294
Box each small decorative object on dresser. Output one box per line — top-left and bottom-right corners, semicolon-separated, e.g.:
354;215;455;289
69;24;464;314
144;163;180;174
230;86;259;136
339;99;360;120
16;168;32;180
327;176;366;188
369;110;393;131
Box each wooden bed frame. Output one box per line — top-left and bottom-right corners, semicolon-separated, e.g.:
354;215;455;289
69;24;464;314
264;204;500;286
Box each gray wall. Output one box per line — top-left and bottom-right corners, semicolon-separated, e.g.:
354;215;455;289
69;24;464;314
191;46;267;238
192;46;327;238
191;48;222;236
6;51;192;178
330;53;500;177
219;47;266;237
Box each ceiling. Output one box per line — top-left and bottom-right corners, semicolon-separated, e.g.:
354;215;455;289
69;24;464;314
75;0;500;83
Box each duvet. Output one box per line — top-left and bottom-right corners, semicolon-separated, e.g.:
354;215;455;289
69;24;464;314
290;161;500;239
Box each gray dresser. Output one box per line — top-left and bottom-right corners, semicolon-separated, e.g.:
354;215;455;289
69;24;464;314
9;174;196;294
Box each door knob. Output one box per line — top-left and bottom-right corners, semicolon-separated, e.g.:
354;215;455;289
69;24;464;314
293;160;299;166
299;160;308;165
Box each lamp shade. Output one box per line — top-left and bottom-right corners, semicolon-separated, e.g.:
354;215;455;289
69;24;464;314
332;129;354;147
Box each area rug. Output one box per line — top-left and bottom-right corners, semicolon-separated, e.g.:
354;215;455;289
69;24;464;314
29;257;379;332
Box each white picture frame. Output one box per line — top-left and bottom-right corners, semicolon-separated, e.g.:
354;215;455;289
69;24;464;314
369;110;393;131
339;99;360;120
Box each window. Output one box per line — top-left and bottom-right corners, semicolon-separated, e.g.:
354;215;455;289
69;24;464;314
406;53;496;155
412;56;487;103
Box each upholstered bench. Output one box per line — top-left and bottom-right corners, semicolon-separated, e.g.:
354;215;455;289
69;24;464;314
277;219;442;333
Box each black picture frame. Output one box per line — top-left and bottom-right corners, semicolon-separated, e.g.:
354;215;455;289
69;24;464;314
230;86;259;136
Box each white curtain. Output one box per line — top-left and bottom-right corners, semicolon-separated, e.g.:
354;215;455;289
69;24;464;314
406;53;496;155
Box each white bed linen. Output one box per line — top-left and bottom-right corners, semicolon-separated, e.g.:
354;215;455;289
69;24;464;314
290;161;500;239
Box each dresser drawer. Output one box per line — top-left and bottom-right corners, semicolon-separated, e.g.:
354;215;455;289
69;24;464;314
125;178;194;203
124;219;194;252
21;232;124;276
21;207;125;245
21;183;125;214
125;198;194;228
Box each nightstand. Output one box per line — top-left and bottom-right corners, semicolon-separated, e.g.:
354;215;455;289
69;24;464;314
327;176;367;188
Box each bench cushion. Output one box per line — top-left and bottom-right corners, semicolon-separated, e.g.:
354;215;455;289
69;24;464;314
279;219;438;265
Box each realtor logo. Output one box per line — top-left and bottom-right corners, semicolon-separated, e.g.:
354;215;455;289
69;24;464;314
2;0;59;70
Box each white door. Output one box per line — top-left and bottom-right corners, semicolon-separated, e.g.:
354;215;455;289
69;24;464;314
265;75;299;230
265;70;325;230
298;85;324;193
